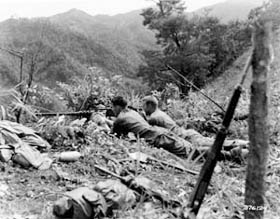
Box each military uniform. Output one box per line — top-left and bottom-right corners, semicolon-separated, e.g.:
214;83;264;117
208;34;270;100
147;109;177;130
112;109;192;157
146;109;198;140
146;109;248;161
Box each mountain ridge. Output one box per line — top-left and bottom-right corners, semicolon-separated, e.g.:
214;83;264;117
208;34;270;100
49;8;158;75
0;18;135;86
0;0;263;87
193;0;263;22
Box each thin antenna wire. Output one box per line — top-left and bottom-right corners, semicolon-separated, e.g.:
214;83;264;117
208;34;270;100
166;64;226;113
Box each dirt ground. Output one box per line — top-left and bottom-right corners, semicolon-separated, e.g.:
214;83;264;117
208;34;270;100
0;132;198;219
0;127;279;219
0;161;96;219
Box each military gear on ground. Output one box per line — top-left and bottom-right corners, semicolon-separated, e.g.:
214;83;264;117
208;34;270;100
53;187;107;219
94;179;136;214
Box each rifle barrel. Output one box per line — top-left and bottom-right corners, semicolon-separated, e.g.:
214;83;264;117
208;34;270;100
187;87;242;216
183;53;252;218
147;157;199;175
94;165;124;180
35;106;141;117
35;109;109;117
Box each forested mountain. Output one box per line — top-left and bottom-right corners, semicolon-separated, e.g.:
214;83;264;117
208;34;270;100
0;9;159;87
0;18;140;87
194;0;264;23
51;8;156;48
50;9;158;74
0;0;265;88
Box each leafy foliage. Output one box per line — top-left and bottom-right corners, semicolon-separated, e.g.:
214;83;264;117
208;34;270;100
0;87;38;121
27;84;66;112
58;69;114;111
58;66;149;111
138;0;251;93
248;0;280;29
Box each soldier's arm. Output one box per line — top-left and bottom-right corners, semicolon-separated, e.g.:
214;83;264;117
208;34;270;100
111;118;126;137
147;117;165;128
111;121;118;135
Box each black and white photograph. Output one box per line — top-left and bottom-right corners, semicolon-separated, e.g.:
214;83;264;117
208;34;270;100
0;0;279;218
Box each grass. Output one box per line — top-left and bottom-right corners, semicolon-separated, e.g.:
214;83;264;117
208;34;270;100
1;94;280;219
1;29;280;219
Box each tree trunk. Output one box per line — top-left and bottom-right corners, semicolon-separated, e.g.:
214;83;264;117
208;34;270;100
244;21;273;219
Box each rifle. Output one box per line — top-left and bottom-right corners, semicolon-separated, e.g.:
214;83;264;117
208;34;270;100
147;156;199;175
35;109;109;117
35;106;143;117
181;54;252;219
123;151;199;175
94;164;182;209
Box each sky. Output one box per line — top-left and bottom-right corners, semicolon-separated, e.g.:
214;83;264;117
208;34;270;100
0;0;227;21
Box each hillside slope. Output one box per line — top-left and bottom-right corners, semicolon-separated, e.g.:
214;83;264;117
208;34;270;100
205;29;280;118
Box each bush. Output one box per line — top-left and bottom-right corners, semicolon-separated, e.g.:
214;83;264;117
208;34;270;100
58;67;149;111
27;84;67;112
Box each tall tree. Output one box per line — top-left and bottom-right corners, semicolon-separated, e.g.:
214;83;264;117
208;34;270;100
139;0;251;93
141;0;214;93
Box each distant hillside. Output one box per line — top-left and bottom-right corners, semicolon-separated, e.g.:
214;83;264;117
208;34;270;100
0;18;135;86
205;29;280;96
194;0;264;23
50;9;158;75
205;29;280;118
0;0;265;87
